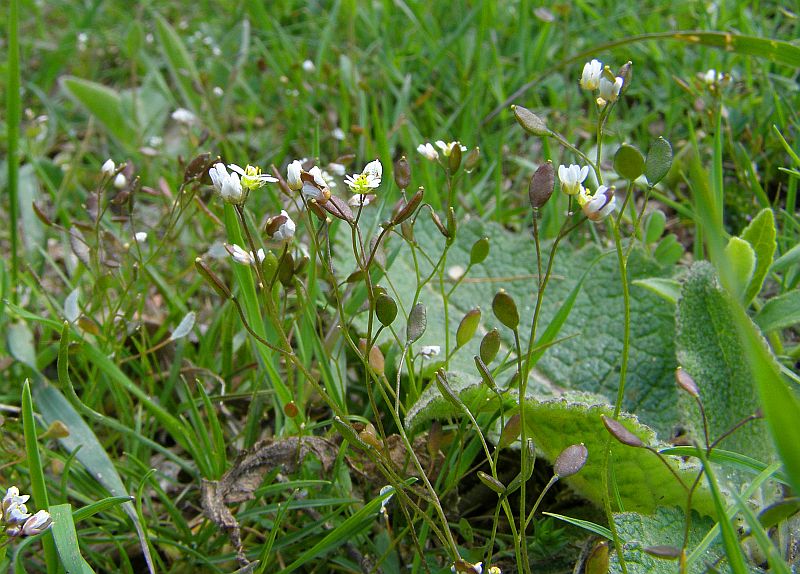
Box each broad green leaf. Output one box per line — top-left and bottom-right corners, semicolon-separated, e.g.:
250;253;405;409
60;76;137;145
676;263;773;466
652;234;684;266
408;384;711;515
723;236;756;302
740;208;776;305
632;277;680;305
754;290;800;332
366;218;681;436
643;210;666;244
610;507;723;574
50;504;95;574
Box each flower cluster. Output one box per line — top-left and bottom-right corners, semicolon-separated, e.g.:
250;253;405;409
1;486;52;539
416;140;467;161
580;58;625;106
209;163;278;205
557;163;616;222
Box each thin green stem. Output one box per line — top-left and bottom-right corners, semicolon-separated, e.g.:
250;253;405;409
7;0;21;303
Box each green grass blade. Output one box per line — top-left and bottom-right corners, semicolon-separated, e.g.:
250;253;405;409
277;487;395;573
694;446;749;574
49;504;95;574
6;0;21;303
733;492;791;574
659;446;789;485
72;496;134;522
21;380;58;573
542;512;613;540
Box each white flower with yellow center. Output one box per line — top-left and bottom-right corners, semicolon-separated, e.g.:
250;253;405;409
229;163;277;191
209;163;245;204
287;160;303;191
558;164;589;196
435;141;466;157
598;76;623;104
225;243;265;266
580;59;603;90
344;159;382;194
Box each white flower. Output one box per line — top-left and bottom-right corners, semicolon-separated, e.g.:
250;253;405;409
417;143;439;161
5;502;31;525
3;487;30;512
419;345;441;358
101;159;116;176
302;59;316;72
300;165;331;200
580;59;603;90
487;567;501;574
21;510;52;536
113;173;127;189
598;76;623;103
134;232;148;243
209;163;245;204
344;160;382;194
287;160;303;191
332;127;346;141
226;243;265;266
266;210;296;242
558;164;589;196
327;162;346;176
703;69;725;85
212;86;224;97
228;163;277;191
578;185;616;221
435;140;466;157
171;108;196;125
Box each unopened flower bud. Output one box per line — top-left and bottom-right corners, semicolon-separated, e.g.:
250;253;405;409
101;159;116;176
113;173;128;189
21;509;52;536
580;59;603;90
287;160;303;191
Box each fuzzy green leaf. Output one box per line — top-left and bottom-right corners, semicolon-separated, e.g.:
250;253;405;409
740;208;776;305
723;236;756;302
754;290;800;332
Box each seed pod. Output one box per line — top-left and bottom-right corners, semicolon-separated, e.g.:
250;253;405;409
406;303;427;344
643;545;681;560
456;308;481;348
601;415;644;448
617;61;633;97
278;251;295;286
392;187;424;225
492;290;519;330
333;416;371;451
512;105;551;137
675;368;700;398
480;328;501;363
359;423;384;450
435;370;463;408
614;143;645;181
470;237;490;265
195;258;232;299
394;156;411;189
584;541;609;574
529;161;555;209
553;443;588;478
644;137;673;186
360;339;385;374
446;207;457;242
284;401;300;418
449;144;462;173
183;152;212;183
430;210;450;239
498;413;521;449
474;355;497;389
375;293;398;326
522;438;536;481
464;146;480;172
320;195;355;223
477;471;506;494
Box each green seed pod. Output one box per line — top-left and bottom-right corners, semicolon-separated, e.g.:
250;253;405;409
333;416;371;452
435;369;462;408
614;143;645;181
498;413;521;449
584;541;610;574
474;355;497;389
553;443;588;478
375;293;398;326
470;237;490;265
477;471;506;494
464;146;480;172
195;258;232;299
643;546;681;560
479;328;501;364
392;187;424;225
446;207;456;243
448;144;462;173
529;161;555;209
456;308;481;348
406;303;427;344
644;137;673;186
492;290;519;330
278;251;295;286
601;415;644;448
512;105;551;137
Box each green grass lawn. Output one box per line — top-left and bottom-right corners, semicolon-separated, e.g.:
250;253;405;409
2;1;799;573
